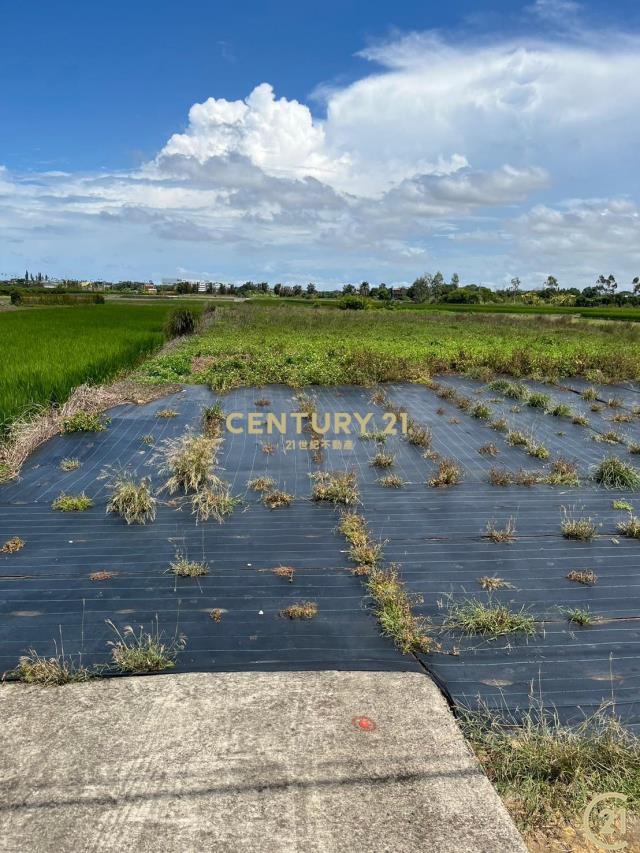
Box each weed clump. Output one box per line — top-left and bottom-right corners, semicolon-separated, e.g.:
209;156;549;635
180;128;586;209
263;489;293;509
565;607;596;626
544;458;579;487
566;570;597;585
406;422;431;448
593;430;624;445
202;403;225;436
514;469;541;487
527;392;550;409
261;442;276;455
490;417;508;432
359;430;387;443
90;570;115;581
272;565;295;582
51;492;93;512
428;457;461;487
280;601;318;619
617;515;640;538
445;599;535;637
8;649;94;685
106;471;156;524
192;485;239;523
571;413;589;426
61;411;108;433
377;474;404;488
60;457;81;471
168;553;208;577
490;380;529;401
156;408;179;418
507;430;528;447
561;508;598;540
1;536;25;554
311;470;359;505
159;432;220;494
479;442;499;456
550;402;573;418
581;386;599;401
489;467;513;486
526;440;549;459
484;518;517;542
106;618;185;672
612;499;633;511
471;402;492;420
247;476;276;492
371;450;394;469
478;576;512;590
367;565;431;653
592;456;640;489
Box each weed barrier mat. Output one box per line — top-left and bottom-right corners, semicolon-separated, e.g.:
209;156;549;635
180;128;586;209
1;381;639;733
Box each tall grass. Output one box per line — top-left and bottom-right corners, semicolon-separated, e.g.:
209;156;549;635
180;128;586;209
0;303;177;429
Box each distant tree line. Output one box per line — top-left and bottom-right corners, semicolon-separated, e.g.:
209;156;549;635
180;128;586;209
2;271;639;307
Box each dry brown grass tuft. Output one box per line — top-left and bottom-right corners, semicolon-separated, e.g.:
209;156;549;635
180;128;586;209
263;489;293;509
271;565;295;582
1;536;25;554
428;457;461;487
489;467;513;486
247;476;276;492
566;569;598;585
90;570;116;581
478;576;513;590
280;601;318;619
261;442;276;455
484;517;518;542
479;443;499;456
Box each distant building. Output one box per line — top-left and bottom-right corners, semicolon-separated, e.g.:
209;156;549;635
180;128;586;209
144;283;158;294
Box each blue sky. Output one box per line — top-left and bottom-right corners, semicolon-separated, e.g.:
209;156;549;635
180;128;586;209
1;0;640;287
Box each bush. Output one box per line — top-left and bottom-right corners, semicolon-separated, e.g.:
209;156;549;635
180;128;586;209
165;307;198;337
338;296;368;310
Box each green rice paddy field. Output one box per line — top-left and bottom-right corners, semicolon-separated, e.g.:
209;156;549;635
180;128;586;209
0;303;172;428
2;300;640;430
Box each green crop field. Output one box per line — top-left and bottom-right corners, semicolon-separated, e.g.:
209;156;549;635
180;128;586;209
0;303;177;428
139;302;640;389
246;295;640;322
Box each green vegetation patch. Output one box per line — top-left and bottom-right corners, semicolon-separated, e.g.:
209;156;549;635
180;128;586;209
137;304;640;390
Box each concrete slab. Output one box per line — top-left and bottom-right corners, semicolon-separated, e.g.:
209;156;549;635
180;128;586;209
0;671;525;852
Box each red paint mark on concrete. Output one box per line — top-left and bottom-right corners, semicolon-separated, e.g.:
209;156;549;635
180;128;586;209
352;716;377;732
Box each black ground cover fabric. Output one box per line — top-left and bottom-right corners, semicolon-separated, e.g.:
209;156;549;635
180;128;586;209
1;379;639;732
